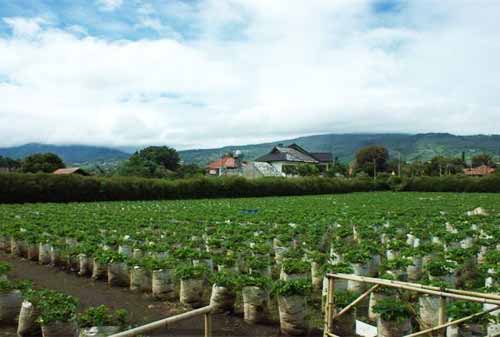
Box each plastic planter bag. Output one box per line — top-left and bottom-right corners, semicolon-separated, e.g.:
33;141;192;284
278;295;308;336
27;243;39;261
0;289;23;324
79;326;120;337
280;271;307;281
10;238;24;256
130;266;152;292
348;262;370;292
418;295;441;329
78;254;92;277
180;279;204;308
108;262;129;287
377;317;412;337
242;286;269;324
0;236;7;252
311;262;322;290
152;269;175;300
209;285;235;314
331;309;356;336
91;259;107;280
369;293;388;322
17;300;41;337
118;245;132;257
50;247;62;267
39;243;51;265
407;256;423;282
446;323;473;337
41;321;79;337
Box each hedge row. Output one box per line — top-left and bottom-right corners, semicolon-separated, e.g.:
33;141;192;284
0;173;384;203
1;174;498;204
399;175;500;193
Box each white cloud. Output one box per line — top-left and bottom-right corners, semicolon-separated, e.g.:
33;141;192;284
97;0;123;11
3;17;49;37
1;0;500;149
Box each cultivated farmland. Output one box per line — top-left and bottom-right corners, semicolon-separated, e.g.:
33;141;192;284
0;192;499;336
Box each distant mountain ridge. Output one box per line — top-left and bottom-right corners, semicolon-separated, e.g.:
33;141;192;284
2;133;500;167
178;133;500;165
0;143;129;165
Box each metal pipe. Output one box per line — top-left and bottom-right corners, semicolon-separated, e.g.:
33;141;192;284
388;278;500;301
403;306;500;337
332;285;379;320
109;305;214;337
328;274;500;305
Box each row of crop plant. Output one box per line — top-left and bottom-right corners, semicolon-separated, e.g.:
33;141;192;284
1;212;498;336
0;261;130;337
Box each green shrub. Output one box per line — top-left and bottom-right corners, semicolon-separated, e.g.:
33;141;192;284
401;175;500;193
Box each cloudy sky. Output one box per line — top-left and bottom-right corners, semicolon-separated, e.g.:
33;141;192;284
0;0;499;149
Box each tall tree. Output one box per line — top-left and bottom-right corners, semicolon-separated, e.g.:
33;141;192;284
132;146;180;172
21;153;65;173
118;146;181;178
0;156;21;171
471;153;494;168
355;146;389;177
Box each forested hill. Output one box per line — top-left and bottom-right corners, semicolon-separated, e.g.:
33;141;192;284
178;133;500;165
3;133;500;166
0;143;129;164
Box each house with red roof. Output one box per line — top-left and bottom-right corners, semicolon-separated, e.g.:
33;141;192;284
206;156;239;176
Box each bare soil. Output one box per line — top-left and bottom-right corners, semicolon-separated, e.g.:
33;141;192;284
0;253;294;337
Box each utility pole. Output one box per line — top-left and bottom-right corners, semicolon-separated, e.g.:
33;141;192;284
397;151;401;177
373;158;376;182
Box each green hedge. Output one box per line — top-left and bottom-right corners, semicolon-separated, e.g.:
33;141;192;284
399;175;500;193
1;174;498;203
0;174;383;203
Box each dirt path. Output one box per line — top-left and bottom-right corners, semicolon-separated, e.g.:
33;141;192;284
0;253;285;337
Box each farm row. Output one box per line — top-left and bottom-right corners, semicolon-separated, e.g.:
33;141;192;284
0;192;499;336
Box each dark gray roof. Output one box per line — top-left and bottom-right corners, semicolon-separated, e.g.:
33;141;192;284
310;152;333;163
256;145;329;164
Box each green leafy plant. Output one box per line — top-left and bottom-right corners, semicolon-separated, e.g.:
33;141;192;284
273;279;312;297
373;298;412;322
0;261;10;275
238;274;271;290
282;259;310;274
174;264;207;280
78;305;128;329
426;259;456;277
36;290;79;324
333;291;360;309
210;271;239;289
447;301;489;325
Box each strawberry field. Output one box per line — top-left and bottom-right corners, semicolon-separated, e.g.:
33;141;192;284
0;192;499;336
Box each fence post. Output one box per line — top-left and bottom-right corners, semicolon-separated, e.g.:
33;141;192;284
324;276;335;337
438;296;446;337
204;312;212;337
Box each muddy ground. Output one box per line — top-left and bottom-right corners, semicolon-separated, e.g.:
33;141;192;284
0;253;302;337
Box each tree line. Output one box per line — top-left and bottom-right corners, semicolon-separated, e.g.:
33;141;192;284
1;145;498;179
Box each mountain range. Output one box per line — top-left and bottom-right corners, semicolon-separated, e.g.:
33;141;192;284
1;133;500;167
179;133;500;165
0;143;129;166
